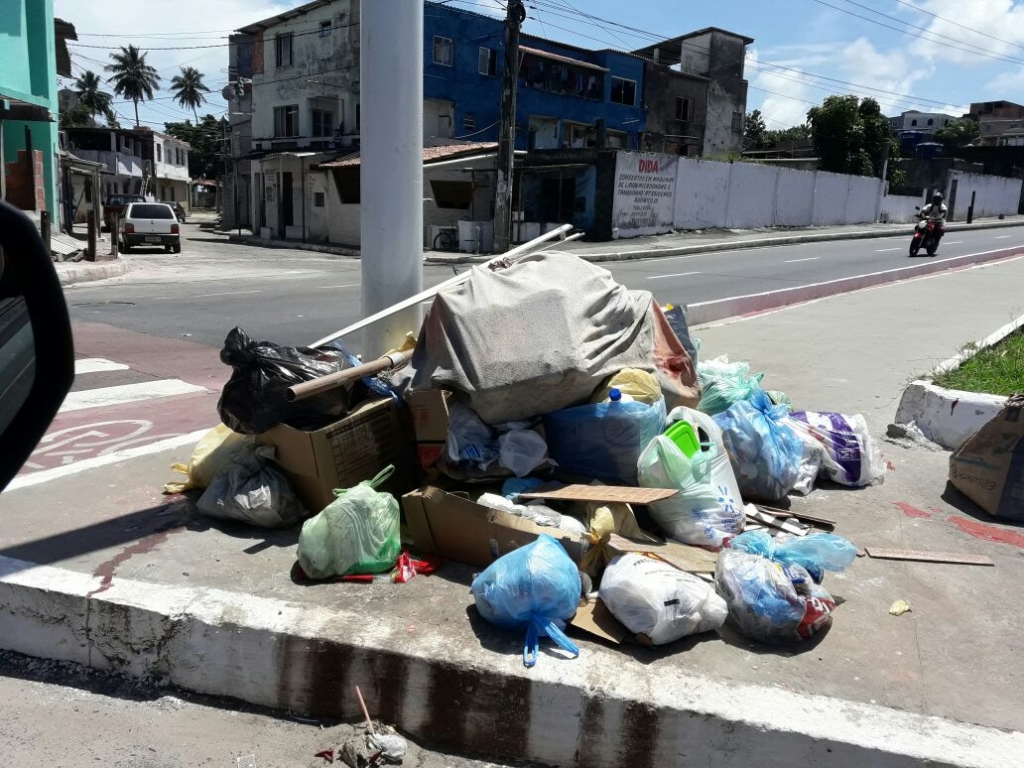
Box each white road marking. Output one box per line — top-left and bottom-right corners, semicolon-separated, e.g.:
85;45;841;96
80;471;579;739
784;257;819;263
74;358;130;375
315;283;359;289
5;429;210;491
59;380;208;413
944;241;962;245
646;271;701;280
192;289;263;299
876;247;901;252
994;235;1012;239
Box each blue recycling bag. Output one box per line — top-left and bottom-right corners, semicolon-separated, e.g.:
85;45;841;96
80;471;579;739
728;530;857;583
471;535;582;668
713;389;803;501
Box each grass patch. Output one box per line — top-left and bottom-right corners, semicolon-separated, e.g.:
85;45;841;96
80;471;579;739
933;331;1024;396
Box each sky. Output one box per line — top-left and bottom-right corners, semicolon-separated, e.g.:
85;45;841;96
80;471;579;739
54;0;1024;134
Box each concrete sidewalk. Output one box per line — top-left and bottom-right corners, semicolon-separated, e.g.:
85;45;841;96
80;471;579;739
55;256;131;286
5;254;1024;765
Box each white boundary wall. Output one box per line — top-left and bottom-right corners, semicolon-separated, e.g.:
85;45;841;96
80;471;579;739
949;171;1022;219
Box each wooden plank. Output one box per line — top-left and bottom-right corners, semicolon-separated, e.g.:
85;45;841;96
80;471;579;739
520;485;678;504
865;547;994;566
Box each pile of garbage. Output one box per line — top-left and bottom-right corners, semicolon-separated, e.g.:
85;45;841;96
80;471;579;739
164;249;889;673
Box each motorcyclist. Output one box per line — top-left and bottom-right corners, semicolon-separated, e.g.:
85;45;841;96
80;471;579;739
918;192;948;240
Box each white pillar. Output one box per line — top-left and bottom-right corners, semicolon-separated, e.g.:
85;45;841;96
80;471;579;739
360;0;424;357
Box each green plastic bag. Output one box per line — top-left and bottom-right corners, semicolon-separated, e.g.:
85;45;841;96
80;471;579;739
297;467;400;579
696;355;764;416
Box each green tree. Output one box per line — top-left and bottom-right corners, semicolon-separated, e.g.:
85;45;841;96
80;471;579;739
934;118;981;153
164;114;226;180
59;99;94;129
169;66;211;122
73;70;116;125
105;45;161;127
744;109;768;149
765;124;813;145
807;95;895;176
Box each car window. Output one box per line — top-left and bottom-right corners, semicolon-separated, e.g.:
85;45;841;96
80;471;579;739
128;204;175;219
108;196;123;205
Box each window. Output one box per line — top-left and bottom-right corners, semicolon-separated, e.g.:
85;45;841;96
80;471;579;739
319;20;332;37
984;124;992;132
314;191;325;207
927;118;934;126
128;204;175;220
312;108;334;137
156;144;162;162
463;113;477;132
274;104;300;137
911;119;918;126
731;111;743;134
675;96;691;121
479;46;496;76
610;76;636;106
275;33;293;67
430;179;473;209
433;36;453;66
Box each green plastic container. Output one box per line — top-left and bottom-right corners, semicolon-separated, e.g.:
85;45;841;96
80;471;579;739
664;420;700;458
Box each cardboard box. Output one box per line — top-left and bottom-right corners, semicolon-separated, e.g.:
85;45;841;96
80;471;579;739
406;390;451;469
258;397;415;513
402;486;584;568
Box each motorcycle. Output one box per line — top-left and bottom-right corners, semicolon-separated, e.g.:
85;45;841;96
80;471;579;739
909;209;941;257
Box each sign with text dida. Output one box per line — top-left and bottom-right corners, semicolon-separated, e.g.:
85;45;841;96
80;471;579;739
612;152;679;238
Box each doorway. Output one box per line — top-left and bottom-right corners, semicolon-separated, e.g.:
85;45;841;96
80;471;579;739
279;171;294;237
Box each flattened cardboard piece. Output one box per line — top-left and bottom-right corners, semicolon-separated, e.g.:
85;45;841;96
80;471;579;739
401;486;583;569
406;390;450;469
570;598;630;644
607;533;719;574
949;394;1024;519
519;485;678;505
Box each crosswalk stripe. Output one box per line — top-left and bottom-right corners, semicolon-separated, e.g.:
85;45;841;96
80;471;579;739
74;358;131;374
59;379;208;413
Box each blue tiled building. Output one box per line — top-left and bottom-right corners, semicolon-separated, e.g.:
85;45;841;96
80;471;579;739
423;3;646;150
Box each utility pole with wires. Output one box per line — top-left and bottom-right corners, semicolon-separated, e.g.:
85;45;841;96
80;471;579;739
493;0;526;254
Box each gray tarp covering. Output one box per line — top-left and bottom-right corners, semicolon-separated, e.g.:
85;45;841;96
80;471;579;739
411;252;699;424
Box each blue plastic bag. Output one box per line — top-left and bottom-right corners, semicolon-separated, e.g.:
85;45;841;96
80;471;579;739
471;534;582;667
543;398;667;485
713;389;803;501
729;530;857;583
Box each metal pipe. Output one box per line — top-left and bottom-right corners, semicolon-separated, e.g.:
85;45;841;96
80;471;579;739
287;350;412;402
310;223;572;348
360;0;424;358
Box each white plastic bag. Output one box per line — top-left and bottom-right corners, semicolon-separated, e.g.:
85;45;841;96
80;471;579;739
637;435;744;549
785;411;886;487
446;402;498;467
477;493;587;536
666;406;744;507
599;553;727;644
498;429;549;477
196;445;305;528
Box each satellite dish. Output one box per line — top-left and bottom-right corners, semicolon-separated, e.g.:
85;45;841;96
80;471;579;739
221;84;236;101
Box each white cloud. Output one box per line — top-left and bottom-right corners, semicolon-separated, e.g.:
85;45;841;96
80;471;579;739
835;37;937;113
55;0;296;126
903;0;1024;67
747;49;816;127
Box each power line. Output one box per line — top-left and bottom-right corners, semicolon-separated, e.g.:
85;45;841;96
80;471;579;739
891;0;1024;53
808;0;1024;66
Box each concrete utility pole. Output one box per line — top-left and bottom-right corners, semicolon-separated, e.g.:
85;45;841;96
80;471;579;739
360;0;424;357
493;0;526;254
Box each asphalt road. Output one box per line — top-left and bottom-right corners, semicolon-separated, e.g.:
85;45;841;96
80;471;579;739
64;223;1024;353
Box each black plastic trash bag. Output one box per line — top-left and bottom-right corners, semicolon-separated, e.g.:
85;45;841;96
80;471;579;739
217;327;366;434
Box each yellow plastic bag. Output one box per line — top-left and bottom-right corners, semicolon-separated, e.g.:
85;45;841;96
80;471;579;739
163;424;252;494
589;368;662;405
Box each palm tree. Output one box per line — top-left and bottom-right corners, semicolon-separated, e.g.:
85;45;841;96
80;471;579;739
104;45;161;127
170;66;211;122
73;70;114;125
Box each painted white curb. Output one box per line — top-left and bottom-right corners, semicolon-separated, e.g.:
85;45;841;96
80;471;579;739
0;554;1021;768
895;381;1007;450
893;313;1024;450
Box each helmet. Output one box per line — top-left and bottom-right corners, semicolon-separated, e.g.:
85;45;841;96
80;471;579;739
932;192;944;203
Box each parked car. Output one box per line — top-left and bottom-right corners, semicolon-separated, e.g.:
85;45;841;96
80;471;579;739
160;200;187;223
119;202;181;254
102;193;146;231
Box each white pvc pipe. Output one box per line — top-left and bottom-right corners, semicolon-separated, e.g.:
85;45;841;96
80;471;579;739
360;0;424;357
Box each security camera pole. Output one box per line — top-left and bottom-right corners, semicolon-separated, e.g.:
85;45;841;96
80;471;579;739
493;0;526;254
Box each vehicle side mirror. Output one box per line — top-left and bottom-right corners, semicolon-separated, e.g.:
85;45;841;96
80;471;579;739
0;201;75;492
